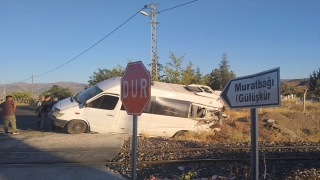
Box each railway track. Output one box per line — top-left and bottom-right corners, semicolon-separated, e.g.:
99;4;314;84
2;156;318;166
107;145;320;165
106;157;320;165
1;145;319;165
117;145;320;153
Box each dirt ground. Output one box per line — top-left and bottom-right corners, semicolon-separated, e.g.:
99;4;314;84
258;111;320;142
217;106;320;143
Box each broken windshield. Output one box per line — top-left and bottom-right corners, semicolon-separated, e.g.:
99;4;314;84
74;85;103;104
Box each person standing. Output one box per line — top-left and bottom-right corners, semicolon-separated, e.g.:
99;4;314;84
35;96;45;125
40;95;51;131
0;95;18;135
48;97;59;110
48;97;59;131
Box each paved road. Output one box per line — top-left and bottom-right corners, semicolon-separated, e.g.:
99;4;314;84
0;105;128;180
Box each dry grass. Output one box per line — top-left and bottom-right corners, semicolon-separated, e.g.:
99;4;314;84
262;99;320;113
225;109;250;121
16;102;30;106
139;131;151;138
174;130;214;141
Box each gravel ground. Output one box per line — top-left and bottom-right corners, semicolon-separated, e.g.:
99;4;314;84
105;137;320;180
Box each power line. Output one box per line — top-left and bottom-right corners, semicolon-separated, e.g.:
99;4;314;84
19;6;147;82
18;0;200;82
157;0;199;13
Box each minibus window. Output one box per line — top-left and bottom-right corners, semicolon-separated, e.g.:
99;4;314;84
100;96;119;110
75;85;103;104
87;95;119;110
87;96;103;108
120;96;155;113
143;96;156;113
153;97;190;118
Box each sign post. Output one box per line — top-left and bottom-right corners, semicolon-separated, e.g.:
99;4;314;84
121;61;151;180
220;67;280;180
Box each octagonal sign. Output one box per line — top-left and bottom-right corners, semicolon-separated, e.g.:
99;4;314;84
121;61;151;116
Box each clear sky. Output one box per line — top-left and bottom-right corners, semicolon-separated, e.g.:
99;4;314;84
0;0;319;84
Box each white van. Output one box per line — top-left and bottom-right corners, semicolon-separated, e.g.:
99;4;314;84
50;77;224;137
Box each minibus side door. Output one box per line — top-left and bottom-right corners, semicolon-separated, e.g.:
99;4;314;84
113;103;152;134
83;94;120;133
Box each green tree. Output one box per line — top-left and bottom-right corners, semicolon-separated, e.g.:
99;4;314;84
163;52;184;84
149;60;164;81
309;68;320;96
87;65;124;87
42;85;73;98
296;92;304;99
209;53;236;90
155;62;165;81
280;82;291;95
193;67;209;85
181;61;195;85
202;73;211;86
10;92;32;102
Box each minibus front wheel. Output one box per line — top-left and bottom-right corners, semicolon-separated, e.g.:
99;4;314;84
67;120;87;134
172;130;190;139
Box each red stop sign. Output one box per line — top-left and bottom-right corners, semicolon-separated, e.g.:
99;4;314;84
121;61;151;116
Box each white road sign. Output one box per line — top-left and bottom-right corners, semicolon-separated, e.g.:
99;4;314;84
220;67;280;109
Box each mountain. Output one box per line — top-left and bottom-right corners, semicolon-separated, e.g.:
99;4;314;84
281;78;309;93
0;78;310;98
0;82;87;98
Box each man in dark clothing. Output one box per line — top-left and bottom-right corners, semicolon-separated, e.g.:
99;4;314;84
48;97;58;110
40;95;51;131
0;95;18;135
35;96;45;125
48;97;59;131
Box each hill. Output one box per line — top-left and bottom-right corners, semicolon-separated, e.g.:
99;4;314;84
0;78;310;99
0;82;86;98
281;78;309;93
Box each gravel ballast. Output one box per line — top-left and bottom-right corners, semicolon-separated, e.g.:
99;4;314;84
105;137;320;180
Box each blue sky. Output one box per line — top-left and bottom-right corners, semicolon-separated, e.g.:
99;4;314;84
0;0;319;84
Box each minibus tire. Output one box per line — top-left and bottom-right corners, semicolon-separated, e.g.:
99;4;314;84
172;130;190;138
67;120;87;134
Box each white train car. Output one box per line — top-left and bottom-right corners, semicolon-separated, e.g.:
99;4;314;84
51;77;224;137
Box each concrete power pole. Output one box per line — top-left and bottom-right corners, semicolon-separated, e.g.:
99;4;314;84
303;89;308;112
31;74;34;99
1;79;5;100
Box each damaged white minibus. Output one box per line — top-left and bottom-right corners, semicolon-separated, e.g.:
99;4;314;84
50;77;224;137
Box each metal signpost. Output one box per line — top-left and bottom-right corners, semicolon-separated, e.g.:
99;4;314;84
120;61;151;180
220;67;280;180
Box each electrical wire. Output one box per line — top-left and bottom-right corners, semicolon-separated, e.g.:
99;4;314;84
18;6;147;82
17;0;200;82
157;0;199;14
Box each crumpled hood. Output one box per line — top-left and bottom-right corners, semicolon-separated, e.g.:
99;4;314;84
54;97;79;111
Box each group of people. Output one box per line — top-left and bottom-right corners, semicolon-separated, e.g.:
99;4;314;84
35;95;59;131
0;95;59;135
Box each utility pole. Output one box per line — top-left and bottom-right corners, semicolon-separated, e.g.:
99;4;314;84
141;3;159;81
1;78;5;100
303;89;308;112
31;74;34;99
